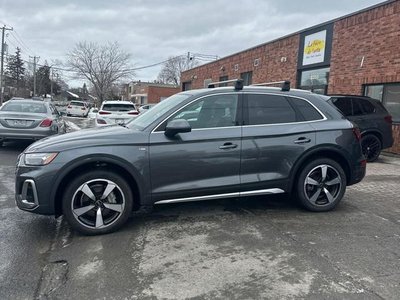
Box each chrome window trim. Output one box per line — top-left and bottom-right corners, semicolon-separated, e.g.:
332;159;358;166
151;91;327;133
154;188;285;205
151;92;241;133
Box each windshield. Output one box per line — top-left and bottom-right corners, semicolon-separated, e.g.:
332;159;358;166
102;103;135;112
0;101;47;113
127;93;191;130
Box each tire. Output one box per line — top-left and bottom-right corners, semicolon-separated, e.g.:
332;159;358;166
62;170;134;235
296;158;346;212
361;134;381;162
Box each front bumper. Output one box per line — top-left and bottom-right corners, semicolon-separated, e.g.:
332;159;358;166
15;162;61;215
15;179;39;210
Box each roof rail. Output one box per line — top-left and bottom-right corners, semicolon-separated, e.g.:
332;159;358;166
208;79;244;90
251;80;291;92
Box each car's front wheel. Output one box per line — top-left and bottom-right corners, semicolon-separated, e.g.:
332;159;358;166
361;134;381;162
62;171;133;235
296;158;346;212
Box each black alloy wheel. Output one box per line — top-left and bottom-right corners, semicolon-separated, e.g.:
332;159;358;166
361;134;382;162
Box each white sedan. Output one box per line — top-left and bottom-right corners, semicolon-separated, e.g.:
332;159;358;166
96;100;139;126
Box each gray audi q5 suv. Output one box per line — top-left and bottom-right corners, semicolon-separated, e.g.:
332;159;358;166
15;80;366;235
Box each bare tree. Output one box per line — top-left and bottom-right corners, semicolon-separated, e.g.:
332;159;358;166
157;56;198;85
67;41;134;103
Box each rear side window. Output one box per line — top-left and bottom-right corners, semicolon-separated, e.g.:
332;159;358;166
102;104;135;112
331;98;352;116
247;94;296;125
288;97;323;121
353;98;375;114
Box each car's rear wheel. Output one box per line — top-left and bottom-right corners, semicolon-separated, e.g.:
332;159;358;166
62;171;133;235
296;158;346;212
361;134;381;162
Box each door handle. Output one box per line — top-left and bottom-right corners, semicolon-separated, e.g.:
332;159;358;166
294;137;311;144
219;142;238;150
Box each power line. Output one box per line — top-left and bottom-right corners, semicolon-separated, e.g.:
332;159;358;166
12;29;35;55
8;32;33;56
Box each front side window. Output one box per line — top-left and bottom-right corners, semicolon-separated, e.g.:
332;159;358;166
247;94;296;125
169;94;238;129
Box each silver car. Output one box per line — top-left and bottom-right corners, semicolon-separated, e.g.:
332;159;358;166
0;99;66;146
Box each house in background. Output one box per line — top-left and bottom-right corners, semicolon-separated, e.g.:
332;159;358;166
126;81;179;106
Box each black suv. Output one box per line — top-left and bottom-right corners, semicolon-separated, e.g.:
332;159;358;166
15;80;366;235
329;95;393;162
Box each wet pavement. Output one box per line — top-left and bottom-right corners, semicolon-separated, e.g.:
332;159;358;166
0;117;400;299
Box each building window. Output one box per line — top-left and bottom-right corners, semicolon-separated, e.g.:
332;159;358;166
299;67;330;94
182;81;192;91
204;78;213;88
219;76;228;87
240;71;252;86
365;83;400;122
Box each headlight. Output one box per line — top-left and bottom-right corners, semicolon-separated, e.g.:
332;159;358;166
24;153;58;166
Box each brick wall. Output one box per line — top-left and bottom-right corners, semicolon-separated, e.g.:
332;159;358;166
328;0;400;155
180;0;400;154
181;35;300;89
328;0;400;95
147;86;180;103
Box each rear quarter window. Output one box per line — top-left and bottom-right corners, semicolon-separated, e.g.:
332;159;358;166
288;97;323;121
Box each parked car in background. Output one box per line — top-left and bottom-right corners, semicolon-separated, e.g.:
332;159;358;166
0;99;66;146
139;104;156;114
66;101;89;117
328;95;393;162
15;81;366;235
88;107;99;119
96;100;138;126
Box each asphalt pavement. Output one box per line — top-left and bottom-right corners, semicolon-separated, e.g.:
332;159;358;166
1;116;400;299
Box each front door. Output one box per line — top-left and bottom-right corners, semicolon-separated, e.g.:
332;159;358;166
149;93;242;202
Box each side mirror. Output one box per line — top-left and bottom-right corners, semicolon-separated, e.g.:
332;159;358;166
165;119;191;138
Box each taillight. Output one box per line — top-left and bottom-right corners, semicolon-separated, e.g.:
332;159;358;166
384;115;392;124
352;127;361;141
81;107;86;110
128;111;138;115
99;111;111;115
40;118;53;127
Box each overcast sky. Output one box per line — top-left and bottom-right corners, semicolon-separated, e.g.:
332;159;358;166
0;0;385;87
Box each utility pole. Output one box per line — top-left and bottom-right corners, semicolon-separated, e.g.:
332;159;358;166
0;25;13;105
29;55;39;97
50;68;53;97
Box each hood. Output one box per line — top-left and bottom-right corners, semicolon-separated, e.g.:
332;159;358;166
25;125;148;153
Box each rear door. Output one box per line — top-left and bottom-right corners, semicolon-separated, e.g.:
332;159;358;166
240;93;318;193
149;93;242;202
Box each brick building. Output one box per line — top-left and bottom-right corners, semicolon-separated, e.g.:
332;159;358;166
126;81;179;105
181;0;400;154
